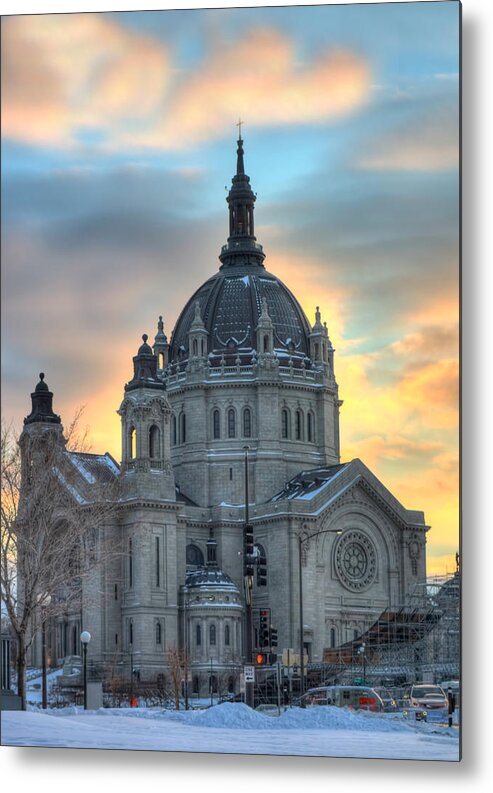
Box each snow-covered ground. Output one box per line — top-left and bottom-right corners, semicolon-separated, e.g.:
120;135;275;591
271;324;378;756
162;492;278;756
1;702;459;760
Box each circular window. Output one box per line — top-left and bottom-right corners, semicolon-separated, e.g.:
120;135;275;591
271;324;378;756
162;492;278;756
334;531;377;591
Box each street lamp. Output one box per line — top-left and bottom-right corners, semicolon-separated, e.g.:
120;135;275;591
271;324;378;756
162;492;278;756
357;642;367;682
40;594;51;709
298;528;342;704
80;630;91;710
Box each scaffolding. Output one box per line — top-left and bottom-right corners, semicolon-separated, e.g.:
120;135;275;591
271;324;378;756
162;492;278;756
316;571;460;687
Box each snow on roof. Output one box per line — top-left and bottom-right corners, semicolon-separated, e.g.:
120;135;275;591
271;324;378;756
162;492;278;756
271;464;349;502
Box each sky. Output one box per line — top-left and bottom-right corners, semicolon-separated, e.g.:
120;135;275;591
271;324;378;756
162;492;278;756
1;1;460;576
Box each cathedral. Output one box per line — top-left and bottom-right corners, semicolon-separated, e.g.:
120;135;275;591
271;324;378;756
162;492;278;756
23;136;428;696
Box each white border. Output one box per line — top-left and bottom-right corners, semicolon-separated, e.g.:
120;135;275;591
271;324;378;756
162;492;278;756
2;0;492;788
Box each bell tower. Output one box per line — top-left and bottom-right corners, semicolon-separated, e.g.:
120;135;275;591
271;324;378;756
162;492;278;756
118;334;175;500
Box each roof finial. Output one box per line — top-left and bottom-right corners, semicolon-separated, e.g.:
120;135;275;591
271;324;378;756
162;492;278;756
235;120;245;176
236;117;243;141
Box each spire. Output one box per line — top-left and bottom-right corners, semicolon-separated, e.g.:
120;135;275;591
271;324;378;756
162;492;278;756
154;315;167;344
24;373;61;425
236;135;245;176
190;301;205;330
153;315;169;371
219;130;265;270
125;334;163;392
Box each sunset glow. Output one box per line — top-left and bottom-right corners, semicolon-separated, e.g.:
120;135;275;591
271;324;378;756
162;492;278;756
1;3;459;575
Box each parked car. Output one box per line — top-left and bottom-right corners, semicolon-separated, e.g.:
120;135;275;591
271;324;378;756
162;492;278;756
407;684;448;710
298;685;385;713
372;687;398;712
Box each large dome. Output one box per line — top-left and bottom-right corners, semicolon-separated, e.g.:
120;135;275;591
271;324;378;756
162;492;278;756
169;263;312;366
169;136;312;368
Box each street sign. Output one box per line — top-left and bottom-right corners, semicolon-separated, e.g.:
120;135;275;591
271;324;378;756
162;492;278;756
244;665;255;683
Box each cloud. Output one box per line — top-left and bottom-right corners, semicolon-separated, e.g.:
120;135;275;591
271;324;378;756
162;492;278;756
135;28;371;149
357;102;458;172
1;14;170;146
1;17;371;149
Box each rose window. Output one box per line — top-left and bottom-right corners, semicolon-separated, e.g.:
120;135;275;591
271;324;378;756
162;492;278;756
334;531;377;591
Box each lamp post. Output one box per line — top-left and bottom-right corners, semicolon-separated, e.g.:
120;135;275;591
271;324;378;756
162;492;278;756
40;594;51;709
298;528;342;705
80;630;91;710
358;642;367;682
183;596;190;710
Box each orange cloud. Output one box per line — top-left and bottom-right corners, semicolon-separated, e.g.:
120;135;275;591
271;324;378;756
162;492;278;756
142;29;371;149
2;16;371;150
1;14;170;145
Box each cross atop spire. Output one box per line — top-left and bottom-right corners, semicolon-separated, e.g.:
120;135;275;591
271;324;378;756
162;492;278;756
236;117;243;140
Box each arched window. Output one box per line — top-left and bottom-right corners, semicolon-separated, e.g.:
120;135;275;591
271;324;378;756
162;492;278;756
315;343;319;359
158;351;164;369
295;410;303;440
201;339;205;356
227;408;236;438
307;412;315;443
263;334;270;352
156;621;162;645
353;629;359;641
180;413;186;444
186;544;204;567
129;427;137;459
243;407;252;438
224;624;230;646
192;339;198;357
330;628;336;649
281;409;289;439
149;424;160;459
212;409;221;440
172;415;177;446
196;624;201;646
209;624;216;646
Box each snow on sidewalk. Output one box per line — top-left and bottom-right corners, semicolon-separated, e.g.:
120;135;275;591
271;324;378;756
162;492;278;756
1;702;460;760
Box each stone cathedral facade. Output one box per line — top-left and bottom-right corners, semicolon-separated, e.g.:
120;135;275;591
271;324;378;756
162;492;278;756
24;138;428;696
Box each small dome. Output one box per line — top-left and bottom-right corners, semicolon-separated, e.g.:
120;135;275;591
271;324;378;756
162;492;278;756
185;566;240;593
35;372;49;392
137;333;153;356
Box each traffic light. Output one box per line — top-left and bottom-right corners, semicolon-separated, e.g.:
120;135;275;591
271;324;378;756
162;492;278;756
257;553;267;586
259;609;270;647
255;652;276;666
270;626;278;648
244;524;254;575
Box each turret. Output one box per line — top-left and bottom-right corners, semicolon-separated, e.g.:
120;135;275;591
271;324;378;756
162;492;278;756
256;297;274;356
187;302;208;363
153;315;169;372
118;334;174;498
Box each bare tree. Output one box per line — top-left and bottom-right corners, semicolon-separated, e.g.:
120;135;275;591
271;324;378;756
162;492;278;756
1;415;122;709
166;645;185;711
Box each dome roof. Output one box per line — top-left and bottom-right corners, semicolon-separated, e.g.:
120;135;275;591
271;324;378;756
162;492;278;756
185;566;240;593
168;136;313;368
169;265;311;365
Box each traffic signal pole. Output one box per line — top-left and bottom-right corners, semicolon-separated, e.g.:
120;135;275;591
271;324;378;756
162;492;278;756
244;447;254;709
